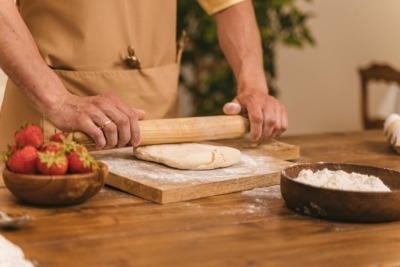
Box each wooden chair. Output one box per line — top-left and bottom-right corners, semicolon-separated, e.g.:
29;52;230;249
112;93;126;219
359;63;400;129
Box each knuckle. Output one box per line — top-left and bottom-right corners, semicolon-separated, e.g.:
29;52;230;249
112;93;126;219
126;110;139;120
266;117;277;127
76;116;91;129
251;115;263;125
86;104;102;114
91;97;103;106
247;94;260;104
104;123;117;134
113;116;129;127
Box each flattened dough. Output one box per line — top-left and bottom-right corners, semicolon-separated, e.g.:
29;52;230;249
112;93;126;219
133;143;241;170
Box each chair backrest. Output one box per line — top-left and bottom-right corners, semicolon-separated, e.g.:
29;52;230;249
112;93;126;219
359;63;400;129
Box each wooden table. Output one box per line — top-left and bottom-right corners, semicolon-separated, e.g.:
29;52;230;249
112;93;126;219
2;130;400;267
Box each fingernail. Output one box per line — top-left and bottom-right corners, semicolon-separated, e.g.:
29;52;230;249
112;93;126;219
223;102;241;114
227;103;241;110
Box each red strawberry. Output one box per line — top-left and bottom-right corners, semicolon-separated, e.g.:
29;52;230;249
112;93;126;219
40;142;63;154
3;144;18;166
6;146;39;174
3;144;18;160
8;144;18;154
37;151;68;175
49;132;69;143
15;124;44;149
67;148;98;174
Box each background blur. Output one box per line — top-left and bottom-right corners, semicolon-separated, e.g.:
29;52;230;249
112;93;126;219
1;0;400;136
276;0;400;135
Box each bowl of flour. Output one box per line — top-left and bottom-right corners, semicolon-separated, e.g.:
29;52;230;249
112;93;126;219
280;162;400;223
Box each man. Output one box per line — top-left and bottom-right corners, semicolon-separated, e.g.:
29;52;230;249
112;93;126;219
0;0;287;150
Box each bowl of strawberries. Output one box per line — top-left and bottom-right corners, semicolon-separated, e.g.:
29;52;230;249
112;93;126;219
2;124;108;206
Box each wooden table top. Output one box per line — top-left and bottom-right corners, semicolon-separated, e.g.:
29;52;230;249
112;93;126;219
2;130;400;267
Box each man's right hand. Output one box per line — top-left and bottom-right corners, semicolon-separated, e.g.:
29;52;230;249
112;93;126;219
44;93;145;150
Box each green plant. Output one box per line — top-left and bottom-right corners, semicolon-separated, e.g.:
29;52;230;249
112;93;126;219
177;0;315;116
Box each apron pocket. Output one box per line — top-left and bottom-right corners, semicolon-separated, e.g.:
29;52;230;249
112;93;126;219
54;63;180;119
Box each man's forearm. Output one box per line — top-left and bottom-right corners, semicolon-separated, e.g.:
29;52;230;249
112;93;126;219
214;0;268;93
0;0;69;113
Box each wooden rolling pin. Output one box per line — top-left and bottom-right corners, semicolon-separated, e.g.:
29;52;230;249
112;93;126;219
73;115;250;146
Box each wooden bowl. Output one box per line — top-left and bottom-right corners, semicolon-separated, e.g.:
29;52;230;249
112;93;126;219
2;162;108;206
280;162;400;223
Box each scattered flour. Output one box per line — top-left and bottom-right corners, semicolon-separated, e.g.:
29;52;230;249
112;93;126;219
220;186;283;216
97;147;288;185
242;186;281;199
0;235;34;267
221;204;264;215
294;168;391;192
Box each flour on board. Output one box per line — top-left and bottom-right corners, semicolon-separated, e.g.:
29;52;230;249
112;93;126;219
101;153;279;184
96;144;292;186
294;168;391;192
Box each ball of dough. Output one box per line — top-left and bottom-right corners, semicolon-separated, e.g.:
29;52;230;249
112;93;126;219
133;143;241;170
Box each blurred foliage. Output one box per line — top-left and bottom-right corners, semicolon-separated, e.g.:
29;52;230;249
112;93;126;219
177;0;315;116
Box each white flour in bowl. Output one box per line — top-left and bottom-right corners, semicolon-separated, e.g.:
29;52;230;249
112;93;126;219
294;168;391;192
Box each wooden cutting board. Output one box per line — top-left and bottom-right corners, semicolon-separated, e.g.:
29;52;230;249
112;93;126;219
93;139;299;204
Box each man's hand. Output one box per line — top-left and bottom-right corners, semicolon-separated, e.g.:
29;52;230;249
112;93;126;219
215;0;288;142
44;93;145;150
223;89;288;141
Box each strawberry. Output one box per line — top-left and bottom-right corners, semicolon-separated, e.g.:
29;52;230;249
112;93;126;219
15;124;44;149
3;144;18;168
3;144;18;163
67;148;98;174
37;151;68;175
40;142;63;154
49;132;69;143
6;146;39;174
8;144;18;154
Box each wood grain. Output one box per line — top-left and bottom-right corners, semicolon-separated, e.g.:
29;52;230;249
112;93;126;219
74;115;250;147
2;130;400;267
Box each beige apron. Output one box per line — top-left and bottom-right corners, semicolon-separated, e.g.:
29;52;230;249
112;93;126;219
0;0;180;149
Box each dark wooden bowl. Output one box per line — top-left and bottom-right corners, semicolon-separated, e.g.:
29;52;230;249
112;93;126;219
2;162;108;206
280;162;400;223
